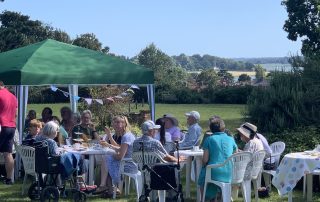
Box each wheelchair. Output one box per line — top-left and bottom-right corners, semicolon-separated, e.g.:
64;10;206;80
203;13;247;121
27;141;90;202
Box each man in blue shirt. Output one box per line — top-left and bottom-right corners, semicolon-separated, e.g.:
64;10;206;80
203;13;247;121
180;111;202;149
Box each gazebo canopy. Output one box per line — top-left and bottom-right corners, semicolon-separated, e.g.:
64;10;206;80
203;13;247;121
0;39;154;85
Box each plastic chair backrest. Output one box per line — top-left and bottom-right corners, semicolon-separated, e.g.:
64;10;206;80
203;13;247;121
18;145;36;175
270;142;285;166
251;150;266;179
163;142;176;153
231;152;252;184
132;151;165;170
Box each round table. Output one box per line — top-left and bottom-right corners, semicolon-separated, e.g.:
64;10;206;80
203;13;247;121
61;146;116;185
272;152;320;201
175;149;203;202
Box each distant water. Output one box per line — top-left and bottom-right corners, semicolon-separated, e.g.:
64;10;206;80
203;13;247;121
260;63;292;72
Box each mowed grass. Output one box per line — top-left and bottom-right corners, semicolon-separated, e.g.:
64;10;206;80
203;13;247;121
2;103;320;201
27;103;245;134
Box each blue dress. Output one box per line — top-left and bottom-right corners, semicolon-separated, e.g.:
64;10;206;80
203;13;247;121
198;132;237;200
106;132;137;184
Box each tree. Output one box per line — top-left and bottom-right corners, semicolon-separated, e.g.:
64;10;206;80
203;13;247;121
238;73;251;83
282;0;320;56
50;29;72;44
196;68;219;89
254;64;266;82
217;69;234;86
0;11;51;52
137;44;187;101
72;33;102;51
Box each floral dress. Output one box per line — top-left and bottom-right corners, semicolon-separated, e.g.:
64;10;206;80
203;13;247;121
106;132;137;184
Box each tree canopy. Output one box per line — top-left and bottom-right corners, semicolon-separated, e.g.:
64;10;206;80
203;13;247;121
282;0;320;56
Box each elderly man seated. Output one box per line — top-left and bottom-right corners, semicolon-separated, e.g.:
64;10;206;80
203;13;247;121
133;120;184;162
180;111;202;149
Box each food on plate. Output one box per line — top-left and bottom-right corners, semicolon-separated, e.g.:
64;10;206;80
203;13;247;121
73;138;84;142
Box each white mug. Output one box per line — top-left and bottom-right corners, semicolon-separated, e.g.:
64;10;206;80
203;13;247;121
193;146;199;151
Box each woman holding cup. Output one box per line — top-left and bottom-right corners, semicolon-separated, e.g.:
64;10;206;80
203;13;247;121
96;115;137;197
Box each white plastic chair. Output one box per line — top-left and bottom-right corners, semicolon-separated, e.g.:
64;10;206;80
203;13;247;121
132;151;167;202
202;152;252;202
115;157;142;202
243;150;266;202
16;145;36;195
262;141;285;187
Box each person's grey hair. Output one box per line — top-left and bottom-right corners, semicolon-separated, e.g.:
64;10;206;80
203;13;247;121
72;112;81;124
42;121;59;139
209;116;225;133
81;110;92;119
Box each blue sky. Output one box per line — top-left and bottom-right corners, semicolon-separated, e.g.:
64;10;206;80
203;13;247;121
1;0;301;58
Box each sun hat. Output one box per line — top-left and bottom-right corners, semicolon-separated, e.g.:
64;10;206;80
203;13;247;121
185;111;200;121
163;114;179;126
236;122;257;138
141;120;161;133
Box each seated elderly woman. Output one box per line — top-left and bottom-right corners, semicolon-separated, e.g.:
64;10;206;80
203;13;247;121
99;115;137;198
198;117;237;202
35;121;60;155
237;122;264;180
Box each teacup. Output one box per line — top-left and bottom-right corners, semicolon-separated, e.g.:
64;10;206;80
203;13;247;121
193;146;199;151
73;143;81;150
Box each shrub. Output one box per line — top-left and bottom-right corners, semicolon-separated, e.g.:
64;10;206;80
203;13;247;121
246;71;306;133
265;126;320;155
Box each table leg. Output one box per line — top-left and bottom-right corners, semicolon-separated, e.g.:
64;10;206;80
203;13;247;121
307;174;313;202
288;191;293;202
88;155;95;185
185;156;192;198
195;157;202;202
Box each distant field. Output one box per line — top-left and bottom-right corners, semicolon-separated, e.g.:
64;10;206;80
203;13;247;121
28;103;246;134
228;71;256;77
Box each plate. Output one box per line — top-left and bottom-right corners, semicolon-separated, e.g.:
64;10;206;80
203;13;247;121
73;138;84;142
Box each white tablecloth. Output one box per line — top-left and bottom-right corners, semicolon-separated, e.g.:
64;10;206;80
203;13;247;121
272;152;320;201
61;146;116;185
175;149;203;202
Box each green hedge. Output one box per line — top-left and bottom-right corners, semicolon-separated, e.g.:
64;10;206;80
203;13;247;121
265;126;320;155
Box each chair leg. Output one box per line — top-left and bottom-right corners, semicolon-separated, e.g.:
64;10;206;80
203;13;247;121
22;174;27;195
262;173;270;188
303;174;306;198
221;184;231;202
242;180;251;202
253;179;258;202
134;176;140;201
124;175;130;196
202;182;208;202
158;190;165;202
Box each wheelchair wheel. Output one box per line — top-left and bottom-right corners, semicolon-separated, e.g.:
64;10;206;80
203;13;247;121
28;182;41;200
73;191;86;202
40;186;59;202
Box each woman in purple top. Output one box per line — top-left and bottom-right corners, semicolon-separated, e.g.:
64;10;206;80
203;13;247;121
163;114;181;141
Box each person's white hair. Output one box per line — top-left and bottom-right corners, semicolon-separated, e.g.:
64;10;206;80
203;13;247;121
81;110;92;119
42;121;59;139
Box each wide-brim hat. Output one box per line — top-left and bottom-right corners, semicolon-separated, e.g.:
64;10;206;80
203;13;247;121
236;122;257;138
163;114;179;126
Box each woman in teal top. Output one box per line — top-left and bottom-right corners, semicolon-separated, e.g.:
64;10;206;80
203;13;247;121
198;117;237;201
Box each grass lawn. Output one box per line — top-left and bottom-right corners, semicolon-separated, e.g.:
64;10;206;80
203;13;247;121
10;103;318;201
27;103;245;134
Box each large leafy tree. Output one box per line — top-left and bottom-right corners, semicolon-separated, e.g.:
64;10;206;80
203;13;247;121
0;11;51;52
254;64;266;82
0;11;72;52
282;0;320;55
137;44;187;98
217;69;234;86
72;33;102;51
196;68;219;89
